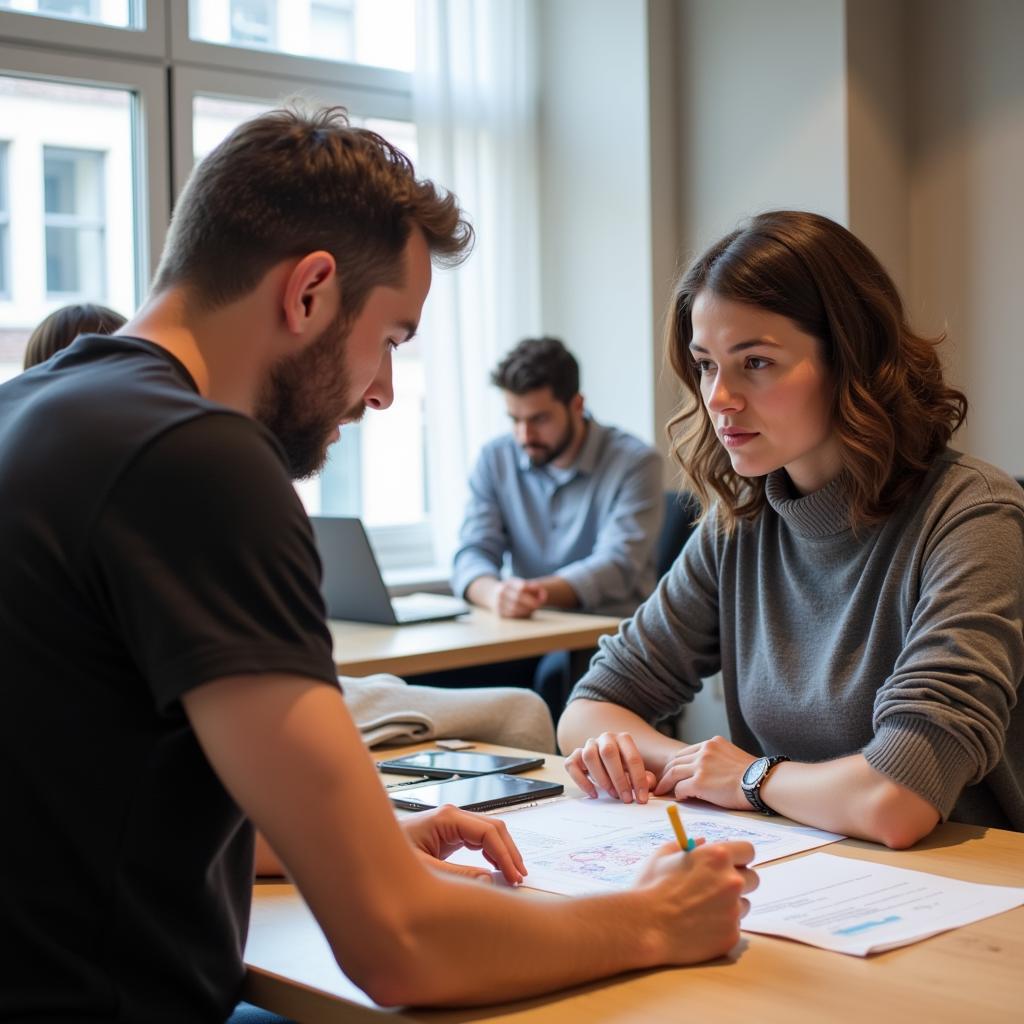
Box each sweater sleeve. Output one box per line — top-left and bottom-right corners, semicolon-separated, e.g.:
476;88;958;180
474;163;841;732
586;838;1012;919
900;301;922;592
864;498;1024;818
569;508;723;721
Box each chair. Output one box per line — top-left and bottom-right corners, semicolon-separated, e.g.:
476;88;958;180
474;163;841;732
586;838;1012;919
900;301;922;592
656;491;700;579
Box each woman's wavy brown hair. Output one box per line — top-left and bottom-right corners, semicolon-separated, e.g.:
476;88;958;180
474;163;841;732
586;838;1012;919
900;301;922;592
666;210;967;531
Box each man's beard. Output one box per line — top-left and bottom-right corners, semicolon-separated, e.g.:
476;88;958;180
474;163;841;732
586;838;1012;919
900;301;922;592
255;309;364;480
526;417;576;467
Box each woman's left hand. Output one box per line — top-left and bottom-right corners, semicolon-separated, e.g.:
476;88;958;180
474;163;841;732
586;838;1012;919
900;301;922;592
653;736;756;810
401;804;527;885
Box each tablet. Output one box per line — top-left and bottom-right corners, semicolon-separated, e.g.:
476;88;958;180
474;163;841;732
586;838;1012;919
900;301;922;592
389;773;564;812
376;750;545;778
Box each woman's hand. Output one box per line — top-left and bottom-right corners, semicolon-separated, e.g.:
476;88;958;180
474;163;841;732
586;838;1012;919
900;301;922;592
400;804;527;885
653;736;755;809
564;731;658;803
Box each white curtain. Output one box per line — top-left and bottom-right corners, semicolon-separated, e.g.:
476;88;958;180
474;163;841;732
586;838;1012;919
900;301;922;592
414;0;542;573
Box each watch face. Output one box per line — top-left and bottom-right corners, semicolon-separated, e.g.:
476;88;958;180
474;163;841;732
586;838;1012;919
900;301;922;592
742;758;767;787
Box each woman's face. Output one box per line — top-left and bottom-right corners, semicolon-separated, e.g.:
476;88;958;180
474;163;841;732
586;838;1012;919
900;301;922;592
689;291;842;495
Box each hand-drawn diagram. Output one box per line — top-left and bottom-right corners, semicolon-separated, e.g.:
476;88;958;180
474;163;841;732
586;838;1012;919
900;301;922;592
446;797;843;894
527;817;790;889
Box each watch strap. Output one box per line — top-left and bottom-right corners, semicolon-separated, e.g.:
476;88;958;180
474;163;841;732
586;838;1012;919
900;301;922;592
743;754;790;815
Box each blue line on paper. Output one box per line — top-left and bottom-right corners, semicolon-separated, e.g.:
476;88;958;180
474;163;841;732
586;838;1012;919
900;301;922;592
833;915;902;935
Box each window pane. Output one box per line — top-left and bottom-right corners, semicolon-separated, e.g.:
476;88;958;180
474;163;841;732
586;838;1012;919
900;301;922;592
0;76;140;379
187;0;415;72
0;0;135;29
190;94;425;531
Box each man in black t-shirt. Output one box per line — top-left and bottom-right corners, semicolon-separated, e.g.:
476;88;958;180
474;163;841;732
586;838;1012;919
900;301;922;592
0;107;756;1022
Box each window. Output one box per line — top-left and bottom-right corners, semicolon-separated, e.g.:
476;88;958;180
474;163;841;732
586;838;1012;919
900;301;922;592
0;68;154;382
43;146;106;298
187;0;414;72
229;0;273;48
309;0;354;62
0;0;133;28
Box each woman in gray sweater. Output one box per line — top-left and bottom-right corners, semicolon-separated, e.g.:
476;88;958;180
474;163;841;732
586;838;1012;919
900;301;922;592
558;211;1024;847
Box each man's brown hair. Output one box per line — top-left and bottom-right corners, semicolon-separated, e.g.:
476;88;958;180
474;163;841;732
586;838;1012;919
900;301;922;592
154;106;472;318
491;336;580;404
666;210;967;531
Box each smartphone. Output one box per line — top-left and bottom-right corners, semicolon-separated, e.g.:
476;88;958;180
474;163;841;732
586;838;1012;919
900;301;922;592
389;773;564;812
376;750;545;778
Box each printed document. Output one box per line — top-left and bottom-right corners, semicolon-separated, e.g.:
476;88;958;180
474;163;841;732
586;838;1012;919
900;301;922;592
743;852;1024;955
447;795;843;895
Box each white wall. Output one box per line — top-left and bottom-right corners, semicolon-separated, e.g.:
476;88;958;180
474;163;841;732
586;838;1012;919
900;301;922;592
536;0;659;449
906;0;1024;475
675;0;849;254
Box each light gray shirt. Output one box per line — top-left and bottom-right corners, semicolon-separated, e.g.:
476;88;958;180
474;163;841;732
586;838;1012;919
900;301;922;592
451;418;664;617
571;450;1024;830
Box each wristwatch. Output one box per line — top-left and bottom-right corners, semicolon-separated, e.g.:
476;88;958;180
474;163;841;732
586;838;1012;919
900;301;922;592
741;755;790;815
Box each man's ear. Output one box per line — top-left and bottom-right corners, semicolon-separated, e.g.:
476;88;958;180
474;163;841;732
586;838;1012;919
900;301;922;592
281;251;337;336
569;393;585;418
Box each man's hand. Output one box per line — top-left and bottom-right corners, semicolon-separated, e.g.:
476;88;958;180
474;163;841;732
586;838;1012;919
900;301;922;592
491;577;548;618
653;736;755;809
564;731;657;803
635;840;758;965
401;804;526;885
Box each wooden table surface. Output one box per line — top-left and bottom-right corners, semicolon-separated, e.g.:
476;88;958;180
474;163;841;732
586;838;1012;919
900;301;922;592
329;607;621;677
243;743;1024;1024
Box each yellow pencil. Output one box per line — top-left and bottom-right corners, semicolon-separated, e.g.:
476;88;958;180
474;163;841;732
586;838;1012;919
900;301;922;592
666;803;695;851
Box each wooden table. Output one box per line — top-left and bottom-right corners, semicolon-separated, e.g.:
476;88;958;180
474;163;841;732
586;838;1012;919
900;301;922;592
243;743;1024;1023
329;608;621;677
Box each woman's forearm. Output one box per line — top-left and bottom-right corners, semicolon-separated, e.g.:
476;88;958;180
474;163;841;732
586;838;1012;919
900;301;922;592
759;754;940;848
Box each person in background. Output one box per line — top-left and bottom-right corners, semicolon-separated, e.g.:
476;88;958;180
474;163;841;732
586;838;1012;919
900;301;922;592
559;209;1024;847
431;337;664;717
23;302;126;369
0;106;755;1024
454;336;664;620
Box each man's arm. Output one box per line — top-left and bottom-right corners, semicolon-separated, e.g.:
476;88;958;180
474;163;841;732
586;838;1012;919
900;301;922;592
451;450;508;603
184;674;756;1007
557;450;664;611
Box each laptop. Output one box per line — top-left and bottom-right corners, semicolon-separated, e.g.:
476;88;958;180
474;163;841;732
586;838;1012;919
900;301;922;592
310;516;470;625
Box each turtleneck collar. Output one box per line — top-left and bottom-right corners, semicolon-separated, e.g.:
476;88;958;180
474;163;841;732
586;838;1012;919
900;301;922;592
764;469;851;538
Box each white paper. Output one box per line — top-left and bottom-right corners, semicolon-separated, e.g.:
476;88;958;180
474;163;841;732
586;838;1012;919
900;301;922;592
447;795;843;895
743;852;1024;955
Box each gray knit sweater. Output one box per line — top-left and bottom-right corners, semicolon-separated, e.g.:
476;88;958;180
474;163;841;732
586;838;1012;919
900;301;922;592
571;451;1024;831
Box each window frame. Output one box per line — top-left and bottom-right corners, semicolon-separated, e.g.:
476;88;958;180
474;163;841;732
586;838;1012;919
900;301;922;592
169;1;412;96
0;0;165;58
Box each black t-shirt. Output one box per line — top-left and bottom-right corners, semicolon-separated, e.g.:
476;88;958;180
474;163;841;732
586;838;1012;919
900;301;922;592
0;336;338;1022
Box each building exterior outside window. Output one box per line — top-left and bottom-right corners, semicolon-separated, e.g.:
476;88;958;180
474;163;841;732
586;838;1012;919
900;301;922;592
43;146;106;299
0;76;135;382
